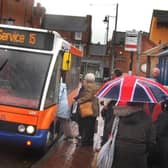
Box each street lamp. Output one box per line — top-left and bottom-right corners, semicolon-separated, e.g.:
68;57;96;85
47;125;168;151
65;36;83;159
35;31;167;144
103;15;115;55
103;3;119;73
103;16;110;45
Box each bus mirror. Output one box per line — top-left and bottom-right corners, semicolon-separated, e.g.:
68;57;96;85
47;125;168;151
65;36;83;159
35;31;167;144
62;52;72;71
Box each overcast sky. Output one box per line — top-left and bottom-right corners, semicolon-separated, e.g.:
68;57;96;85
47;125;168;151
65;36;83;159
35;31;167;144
35;0;168;44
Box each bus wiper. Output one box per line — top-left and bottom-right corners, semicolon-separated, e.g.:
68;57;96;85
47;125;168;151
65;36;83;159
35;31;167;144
0;58;8;71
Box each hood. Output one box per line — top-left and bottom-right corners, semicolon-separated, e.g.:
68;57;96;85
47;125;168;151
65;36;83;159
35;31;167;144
113;105;143;117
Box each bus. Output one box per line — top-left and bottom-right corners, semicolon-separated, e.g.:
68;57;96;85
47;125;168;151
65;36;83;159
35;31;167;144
0;24;82;151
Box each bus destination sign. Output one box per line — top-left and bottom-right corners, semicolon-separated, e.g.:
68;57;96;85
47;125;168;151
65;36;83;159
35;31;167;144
0;27;54;50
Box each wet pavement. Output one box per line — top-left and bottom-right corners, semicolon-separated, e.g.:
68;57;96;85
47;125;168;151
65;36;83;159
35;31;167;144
31;137;97;168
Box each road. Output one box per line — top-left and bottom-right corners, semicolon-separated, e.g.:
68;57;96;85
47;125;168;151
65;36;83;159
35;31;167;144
0;143;42;168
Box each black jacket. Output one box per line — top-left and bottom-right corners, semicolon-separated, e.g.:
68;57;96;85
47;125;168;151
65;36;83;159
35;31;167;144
112;106;156;168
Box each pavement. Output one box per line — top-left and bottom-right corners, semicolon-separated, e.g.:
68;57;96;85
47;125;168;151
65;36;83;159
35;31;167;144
31;106;105;168
31;137;98;168
31;118;101;168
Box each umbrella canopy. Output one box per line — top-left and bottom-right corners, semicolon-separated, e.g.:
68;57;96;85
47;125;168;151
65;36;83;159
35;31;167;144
96;75;168;103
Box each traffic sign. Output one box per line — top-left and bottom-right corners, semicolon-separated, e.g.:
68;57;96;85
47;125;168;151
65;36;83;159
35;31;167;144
125;30;138;52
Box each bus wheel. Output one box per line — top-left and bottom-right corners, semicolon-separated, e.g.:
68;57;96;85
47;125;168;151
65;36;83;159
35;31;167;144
43;125;55;152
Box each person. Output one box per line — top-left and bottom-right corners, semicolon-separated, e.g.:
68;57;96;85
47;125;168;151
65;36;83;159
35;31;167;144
151;67;160;82
76;73;99;146
111;102;156;168
57;79;76;139
103;68;123;82
100;69;122;145
101;100;116;145
155;97;168;168
111;68;123;80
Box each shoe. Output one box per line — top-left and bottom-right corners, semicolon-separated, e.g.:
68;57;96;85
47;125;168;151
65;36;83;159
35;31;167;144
81;141;93;147
76;141;82;147
75;136;81;140
64;136;73;140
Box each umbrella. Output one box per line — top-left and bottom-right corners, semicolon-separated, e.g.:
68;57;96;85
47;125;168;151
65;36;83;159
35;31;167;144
96;75;168;103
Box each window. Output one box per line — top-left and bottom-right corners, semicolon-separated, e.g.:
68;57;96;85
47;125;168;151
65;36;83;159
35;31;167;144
74;43;83;52
44;52;62;108
75;32;82;40
0;49;51;109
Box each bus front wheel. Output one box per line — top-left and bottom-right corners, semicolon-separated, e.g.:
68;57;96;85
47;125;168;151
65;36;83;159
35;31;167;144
42;124;55;153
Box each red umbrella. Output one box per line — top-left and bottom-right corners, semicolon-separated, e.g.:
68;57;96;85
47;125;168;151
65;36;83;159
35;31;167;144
96;75;168;104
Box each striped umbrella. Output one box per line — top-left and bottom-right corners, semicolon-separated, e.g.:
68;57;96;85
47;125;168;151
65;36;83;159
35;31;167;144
96;75;168;104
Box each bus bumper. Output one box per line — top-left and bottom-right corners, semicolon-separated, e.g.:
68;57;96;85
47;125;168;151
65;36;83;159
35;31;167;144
0;130;48;148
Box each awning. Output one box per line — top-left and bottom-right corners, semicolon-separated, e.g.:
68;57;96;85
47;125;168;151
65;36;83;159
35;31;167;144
142;42;168;56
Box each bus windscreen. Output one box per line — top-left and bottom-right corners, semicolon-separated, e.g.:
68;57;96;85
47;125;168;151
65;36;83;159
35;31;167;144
0;49;52;109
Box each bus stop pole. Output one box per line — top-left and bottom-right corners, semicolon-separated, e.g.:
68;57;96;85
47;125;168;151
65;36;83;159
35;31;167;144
129;51;134;75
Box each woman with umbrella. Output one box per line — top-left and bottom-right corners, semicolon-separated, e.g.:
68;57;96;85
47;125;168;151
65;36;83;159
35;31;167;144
111;102;156;168
96;75;168;168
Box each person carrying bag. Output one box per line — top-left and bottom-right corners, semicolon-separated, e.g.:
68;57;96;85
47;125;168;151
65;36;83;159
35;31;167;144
57;82;78;139
76;73;99;146
96;116;120;168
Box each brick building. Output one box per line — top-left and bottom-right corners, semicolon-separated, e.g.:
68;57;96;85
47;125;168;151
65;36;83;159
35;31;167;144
42;14;92;57
0;0;45;27
110;31;156;77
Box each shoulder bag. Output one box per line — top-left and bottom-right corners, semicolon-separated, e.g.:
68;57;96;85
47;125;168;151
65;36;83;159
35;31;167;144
79;101;94;118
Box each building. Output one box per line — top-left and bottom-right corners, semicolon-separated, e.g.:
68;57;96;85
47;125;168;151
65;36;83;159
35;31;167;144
109;31;156;77
42;14;92;57
149;9;168;44
0;0;45;28
81;43;107;82
142;9;168;77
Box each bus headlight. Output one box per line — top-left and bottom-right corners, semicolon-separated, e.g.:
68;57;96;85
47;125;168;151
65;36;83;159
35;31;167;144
18;124;26;133
26;125;35;134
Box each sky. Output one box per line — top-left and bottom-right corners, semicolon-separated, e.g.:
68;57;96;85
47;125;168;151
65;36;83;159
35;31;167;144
35;0;168;44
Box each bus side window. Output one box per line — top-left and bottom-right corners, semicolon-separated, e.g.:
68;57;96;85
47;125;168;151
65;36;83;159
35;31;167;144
44;53;62;108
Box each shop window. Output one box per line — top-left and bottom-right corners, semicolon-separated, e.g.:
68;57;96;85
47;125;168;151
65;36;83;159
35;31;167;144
75;32;82;40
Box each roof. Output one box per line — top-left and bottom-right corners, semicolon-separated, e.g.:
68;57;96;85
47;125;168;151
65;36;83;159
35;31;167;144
158;49;168;57
142;42;168;56
42;14;88;32
153;10;168;24
88;43;106;56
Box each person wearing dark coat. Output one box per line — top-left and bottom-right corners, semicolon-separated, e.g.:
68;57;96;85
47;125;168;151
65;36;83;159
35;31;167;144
101;100;116;145
155;98;168;168
111;102;156;168
77;73;99;146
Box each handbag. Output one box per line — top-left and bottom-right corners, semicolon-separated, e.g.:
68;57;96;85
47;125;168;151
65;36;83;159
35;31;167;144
71;101;78;114
96;116;120;168
79;101;94;118
70;101;80;122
